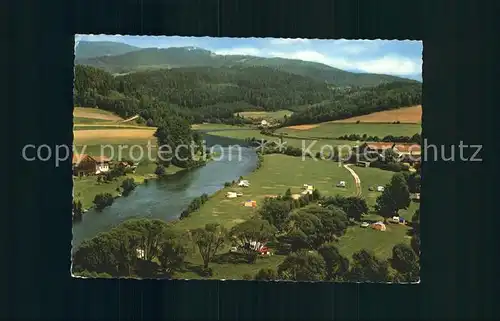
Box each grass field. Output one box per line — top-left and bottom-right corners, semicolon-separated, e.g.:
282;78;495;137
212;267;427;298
335;222;411;260
191;123;250;130
333;105;422;124
170;153;417;279
332;164;418;259
236;110;293;120
73;117;113;124
205;128;357;153
171;154;356;279
173;154;356;232
277;122;421;139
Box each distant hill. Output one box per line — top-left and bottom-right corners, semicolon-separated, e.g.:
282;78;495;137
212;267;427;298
74;63;421;127
75;41;141;59
75;45;419;87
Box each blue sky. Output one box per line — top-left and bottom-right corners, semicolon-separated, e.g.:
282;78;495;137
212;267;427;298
76;35;422;80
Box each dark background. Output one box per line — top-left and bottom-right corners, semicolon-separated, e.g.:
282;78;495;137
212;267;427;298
3;0;496;320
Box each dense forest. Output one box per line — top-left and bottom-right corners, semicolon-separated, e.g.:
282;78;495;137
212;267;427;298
74;64;421;126
284;81;422;125
74;64;334;124
75;43;418;87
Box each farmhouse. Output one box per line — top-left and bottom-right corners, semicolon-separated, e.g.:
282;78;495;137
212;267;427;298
356;142;421;163
72;154;111;176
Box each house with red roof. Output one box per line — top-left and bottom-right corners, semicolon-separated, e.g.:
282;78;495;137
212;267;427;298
357;142;421;163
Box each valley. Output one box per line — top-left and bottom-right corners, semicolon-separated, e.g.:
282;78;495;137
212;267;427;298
71;38;421;283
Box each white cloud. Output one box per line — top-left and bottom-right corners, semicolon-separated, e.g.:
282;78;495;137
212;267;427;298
353;56;422;75
214;47;421;76
214;47;262;56
269;38;310;45
258;49;420;76
269;50;328;64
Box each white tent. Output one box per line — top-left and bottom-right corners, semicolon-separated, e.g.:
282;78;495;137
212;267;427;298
238;180;250;187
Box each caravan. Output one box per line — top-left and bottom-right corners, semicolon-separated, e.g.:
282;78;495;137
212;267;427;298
336;181;346;188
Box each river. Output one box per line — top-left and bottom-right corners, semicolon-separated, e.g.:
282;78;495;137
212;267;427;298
72;133;258;249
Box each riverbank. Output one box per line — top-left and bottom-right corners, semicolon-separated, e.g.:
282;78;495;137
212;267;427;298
71;144;258;248
73;150;223;212
73;163;184;210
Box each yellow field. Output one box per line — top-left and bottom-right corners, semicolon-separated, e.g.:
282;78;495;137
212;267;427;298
284;124;320;130
237;110;293;120
73;107;123;121
73;129;156;145
74;124;151;129
332;105;422;124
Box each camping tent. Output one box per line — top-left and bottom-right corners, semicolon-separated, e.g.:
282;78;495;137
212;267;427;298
226;192;238;198
244;200;257;207
371;222;387;231
377;186;385;192
238;180;250;187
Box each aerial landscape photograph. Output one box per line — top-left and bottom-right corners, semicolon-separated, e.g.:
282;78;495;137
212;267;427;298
71;35;422;282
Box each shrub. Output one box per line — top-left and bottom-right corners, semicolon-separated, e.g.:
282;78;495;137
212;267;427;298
121;178;137;196
93;193;114;211
155;164;166;177
180;193;210;219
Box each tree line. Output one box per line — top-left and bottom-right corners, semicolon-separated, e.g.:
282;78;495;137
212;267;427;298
338;133;421;144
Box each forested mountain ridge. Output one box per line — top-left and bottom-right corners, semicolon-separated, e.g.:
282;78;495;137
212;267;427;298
75;45;419;87
284;81;422;125
73;64;334;124
73;64;421;126
75;41;141;59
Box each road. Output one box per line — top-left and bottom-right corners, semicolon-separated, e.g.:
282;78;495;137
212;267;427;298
343;164;361;196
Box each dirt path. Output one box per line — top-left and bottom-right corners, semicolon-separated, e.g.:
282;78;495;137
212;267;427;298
343;164;361;196
121;115;140;123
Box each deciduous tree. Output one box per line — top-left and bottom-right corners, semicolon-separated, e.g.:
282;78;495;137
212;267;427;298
348;249;390;283
191;223;227;269
259;198;292;232
229;219;276;263
278;250;326;281
318;243;350;281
